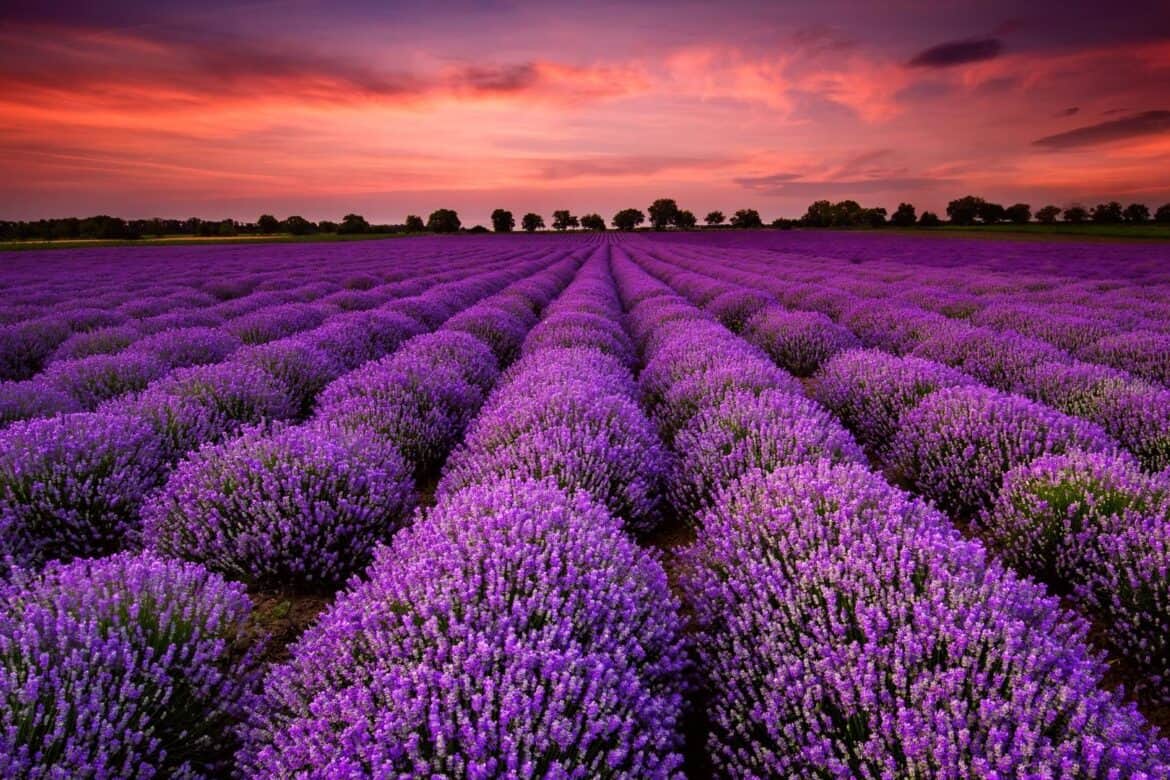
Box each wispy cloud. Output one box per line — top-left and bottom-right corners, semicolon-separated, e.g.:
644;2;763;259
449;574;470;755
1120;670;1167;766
908;37;1003;68
1033;110;1170;149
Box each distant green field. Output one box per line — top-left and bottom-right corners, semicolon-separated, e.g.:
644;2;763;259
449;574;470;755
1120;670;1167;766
0;232;418;252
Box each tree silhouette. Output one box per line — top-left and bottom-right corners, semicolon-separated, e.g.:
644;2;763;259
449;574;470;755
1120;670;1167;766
552;210;579;231
612;208;645;231
705;211;725;226
648;198;680;230
890;203;917;227
731;208;763;228
521;213;545;232
490;209;515;232
580;213;606;231
426;209;461;233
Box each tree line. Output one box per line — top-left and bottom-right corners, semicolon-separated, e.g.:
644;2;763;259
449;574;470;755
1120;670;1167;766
5;197;1170;242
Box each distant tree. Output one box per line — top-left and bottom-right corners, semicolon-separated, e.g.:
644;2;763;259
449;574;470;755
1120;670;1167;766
705;210;725;226
552;210;579;231
890;203;917;227
521;213;545;232
339;213;371;234
976;201;1006;224
217;219;238;236
426;209;461;233
1002;203;1031;224
467;225;490;234
730;208;764;229
318;220;339;233
80;215;134;239
831;200;865;226
1155;204;1170;223
862;207;888;228
1035;205;1061;224
283;215;315;235
612;208;646;231
1090;201;1124;224
800;200;833;227
918;211;942;227
1063;205;1089;224
770;217;795;229
946;195;986;226
675;209;697;229
490;209;515;232
1123;203;1150;224
257;214;280;234
648;198;681;230
404;214;425;232
580;213;606;231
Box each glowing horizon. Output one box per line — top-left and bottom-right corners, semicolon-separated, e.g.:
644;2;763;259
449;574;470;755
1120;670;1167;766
2;0;1169;225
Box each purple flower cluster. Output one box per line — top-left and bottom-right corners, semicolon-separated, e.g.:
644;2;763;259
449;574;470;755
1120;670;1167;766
813;348;978;452
316;330;498;472
911;326;1072;393
987;451;1170;700
0;413;166;570
144;422;415;589
225;303;328;344
440;257;669;532
294;308;422;370
670;388;863;518
122;325;243;369
49;324;141;362
0;379;81;427
1081;330;1170;386
106;362;299;462
682;461;1169;776
889;385;1118;516
743;305;861;377
42;351;168;409
240;479;687;777
0;551;259;778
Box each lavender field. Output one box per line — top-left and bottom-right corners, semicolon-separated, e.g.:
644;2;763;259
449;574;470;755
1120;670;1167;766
4;232;1170;777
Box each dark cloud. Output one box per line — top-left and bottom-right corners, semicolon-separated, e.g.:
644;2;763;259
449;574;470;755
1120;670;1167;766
455;63;539;93
1055;106;1080;117
1032;110;1170;149
908;37;1003;68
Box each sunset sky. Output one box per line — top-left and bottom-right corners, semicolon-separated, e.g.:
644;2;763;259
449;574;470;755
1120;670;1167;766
2;0;1169;224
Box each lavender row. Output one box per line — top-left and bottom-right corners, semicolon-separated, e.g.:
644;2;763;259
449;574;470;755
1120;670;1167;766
639;241;1170;707
240;247;689;775
638;239;1170;472
0;248;569;576
611;247;1170;776
0;241;545;423
0;243;599;777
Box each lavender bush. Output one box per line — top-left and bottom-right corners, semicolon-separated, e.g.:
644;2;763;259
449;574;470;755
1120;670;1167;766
144;422;415;589
0;552;259;778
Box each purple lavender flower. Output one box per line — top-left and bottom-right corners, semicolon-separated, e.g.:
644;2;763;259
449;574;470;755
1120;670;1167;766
890;386;1118;516
240;479;686;777
813;348;977;452
743;305;861;377
123;326;243;369
296;309;423;370
228;338;345;419
41;351;169;409
0;412;166;570
670;388;864;517
0;551;259;777
144;422;415;589
226;303;328;345
1081;330;1170;386
49;324;141;363
106;362;298;462
0;379;81;427
683;461;1170;776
